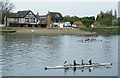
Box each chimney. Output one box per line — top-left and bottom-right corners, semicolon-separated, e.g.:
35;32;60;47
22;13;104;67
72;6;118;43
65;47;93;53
37;12;39;15
48;11;50;13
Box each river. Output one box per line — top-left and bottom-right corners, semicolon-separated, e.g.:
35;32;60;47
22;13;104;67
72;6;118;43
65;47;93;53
0;34;118;76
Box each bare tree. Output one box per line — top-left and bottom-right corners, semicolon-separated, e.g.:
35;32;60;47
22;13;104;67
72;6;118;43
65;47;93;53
0;0;14;24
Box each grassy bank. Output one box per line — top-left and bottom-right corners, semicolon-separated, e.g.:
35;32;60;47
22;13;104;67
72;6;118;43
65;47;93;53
0;27;16;33
77;26;119;34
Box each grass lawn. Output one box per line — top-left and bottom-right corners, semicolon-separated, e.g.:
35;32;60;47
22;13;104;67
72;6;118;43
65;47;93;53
77;26;119;34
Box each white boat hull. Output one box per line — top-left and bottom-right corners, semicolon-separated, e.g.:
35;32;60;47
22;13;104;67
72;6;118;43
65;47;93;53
45;63;112;70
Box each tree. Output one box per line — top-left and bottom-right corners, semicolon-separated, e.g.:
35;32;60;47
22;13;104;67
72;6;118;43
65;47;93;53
63;15;80;25
0;0;14;24
109;9;113;17
96;10;116;26
81;17;95;27
114;9;117;19
118;17;120;26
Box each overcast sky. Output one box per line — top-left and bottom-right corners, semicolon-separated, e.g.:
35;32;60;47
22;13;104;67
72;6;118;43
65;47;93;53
9;0;119;17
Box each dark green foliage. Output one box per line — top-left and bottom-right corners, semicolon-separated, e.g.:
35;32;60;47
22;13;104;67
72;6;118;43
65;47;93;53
0;27;13;30
63;15;95;27
63;15;81;25
81;17;95;27
118;17;120;26
114;10;117;19
96;10;118;26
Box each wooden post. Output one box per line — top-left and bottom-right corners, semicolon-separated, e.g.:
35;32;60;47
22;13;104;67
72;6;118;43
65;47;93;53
29;18;31;22
24;18;25;23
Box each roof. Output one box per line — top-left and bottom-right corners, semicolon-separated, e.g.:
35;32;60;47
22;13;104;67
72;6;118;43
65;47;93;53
48;12;63;20
92;21;98;25
7;13;16;18
8;10;37;18
16;10;37;18
74;21;83;24
37;15;46;20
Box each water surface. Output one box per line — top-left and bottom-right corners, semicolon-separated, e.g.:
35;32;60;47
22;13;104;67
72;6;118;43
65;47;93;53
1;34;118;76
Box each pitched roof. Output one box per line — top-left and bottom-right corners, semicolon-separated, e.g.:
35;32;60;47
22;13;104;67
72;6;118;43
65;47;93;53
8;10;37;18
92;21;98;25
74;21;83;24
48;12;63;20
16;10;29;18
16;10;37;18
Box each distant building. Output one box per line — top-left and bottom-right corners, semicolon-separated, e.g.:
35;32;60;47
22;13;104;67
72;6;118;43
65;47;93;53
73;21;85;27
118;1;120;17
37;15;47;27
5;10;64;28
6;10;38;27
46;11;63;28
91;21;98;28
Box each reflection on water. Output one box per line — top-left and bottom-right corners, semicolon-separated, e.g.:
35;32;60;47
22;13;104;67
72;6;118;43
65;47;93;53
1;34;118;76
0;34;2;77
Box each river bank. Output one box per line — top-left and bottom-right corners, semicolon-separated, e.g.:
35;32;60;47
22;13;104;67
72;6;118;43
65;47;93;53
0;27;16;33
77;26;119;35
1;27;119;35
2;27;95;36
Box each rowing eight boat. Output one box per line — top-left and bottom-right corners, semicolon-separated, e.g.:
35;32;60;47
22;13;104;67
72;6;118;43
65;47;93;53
45;63;112;70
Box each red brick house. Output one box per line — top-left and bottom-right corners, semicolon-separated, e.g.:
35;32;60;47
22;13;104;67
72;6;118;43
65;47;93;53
46;11;63;28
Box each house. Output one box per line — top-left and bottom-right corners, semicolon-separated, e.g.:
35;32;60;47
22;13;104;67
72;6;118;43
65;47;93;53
91;21;98;28
46;11;64;28
37;15;47;27
73;21;85;27
6;10;38;27
5;10;64;28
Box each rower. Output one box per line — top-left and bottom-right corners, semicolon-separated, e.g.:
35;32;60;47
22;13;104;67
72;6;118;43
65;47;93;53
82;60;85;65
89;59;92;65
85;39;90;41
64;61;69;66
73;60;77;66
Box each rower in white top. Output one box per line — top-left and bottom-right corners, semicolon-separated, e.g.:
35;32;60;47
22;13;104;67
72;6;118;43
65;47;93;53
63;61;69;66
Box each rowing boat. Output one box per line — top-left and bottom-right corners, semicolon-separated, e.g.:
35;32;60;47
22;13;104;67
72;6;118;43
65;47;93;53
45;63;112;70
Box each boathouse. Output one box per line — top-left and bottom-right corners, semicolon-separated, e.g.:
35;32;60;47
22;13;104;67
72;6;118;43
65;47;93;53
6;10;39;27
37;15;47;27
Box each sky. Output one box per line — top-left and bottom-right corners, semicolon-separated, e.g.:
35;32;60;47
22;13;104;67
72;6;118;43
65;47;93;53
9;0;119;17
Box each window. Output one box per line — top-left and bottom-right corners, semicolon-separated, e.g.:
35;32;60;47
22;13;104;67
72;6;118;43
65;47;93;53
31;18;35;23
56;14;60;17
25;18;29;22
